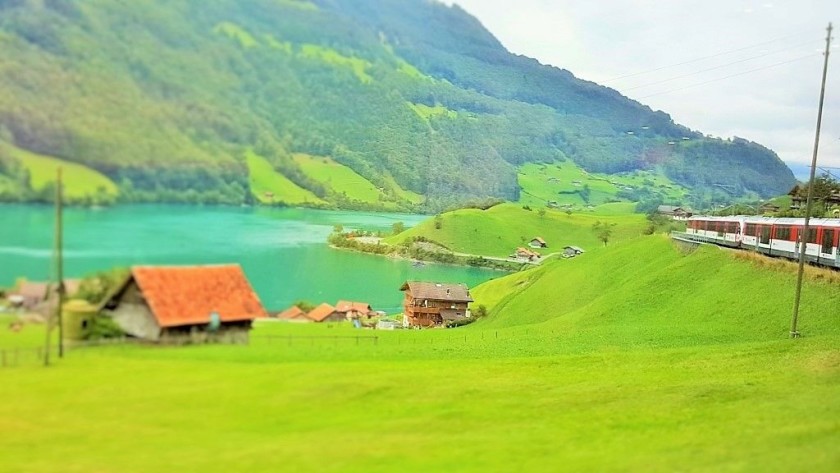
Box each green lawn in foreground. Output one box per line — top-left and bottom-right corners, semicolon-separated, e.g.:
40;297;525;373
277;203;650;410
245;150;324;205
1;237;837;472
384;202;648;257
4;144;118;199
293;153;386;205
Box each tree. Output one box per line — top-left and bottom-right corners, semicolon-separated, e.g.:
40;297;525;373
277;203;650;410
293;300;316;313
392;221;405;235
333;224;344;234
592;221;617;246
538;208;546;218
434;214;443;230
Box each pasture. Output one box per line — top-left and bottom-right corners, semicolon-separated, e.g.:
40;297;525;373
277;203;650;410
384;203;649;257
293;153;388;205
1;237;838;472
517;161;689;208
4;144;118;200
245;150;324;205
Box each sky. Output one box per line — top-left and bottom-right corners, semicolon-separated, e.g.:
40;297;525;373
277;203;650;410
445;0;840;175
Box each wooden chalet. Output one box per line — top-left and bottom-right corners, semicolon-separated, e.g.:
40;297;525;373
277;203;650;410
514;247;541;261
306;303;343;323
563;246;585;258
335;300;373;319
100;265;266;343
400;281;473;328
657;205;692;219
529;237;548;249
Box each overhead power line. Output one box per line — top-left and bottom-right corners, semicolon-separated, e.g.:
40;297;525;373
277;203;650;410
637;53;818;99
622;39;819;92
604;30;809;82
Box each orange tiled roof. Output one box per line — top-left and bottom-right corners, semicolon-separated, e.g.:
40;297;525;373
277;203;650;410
132;265;267;328
307;303;338;322
278;306;306;320
335;300;372;313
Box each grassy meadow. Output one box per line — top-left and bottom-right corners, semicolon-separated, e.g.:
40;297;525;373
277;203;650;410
292;153;387;205
1;236;838;472
245;150;324;205
384;203;650;257
4;144;118;200
517;161;690;208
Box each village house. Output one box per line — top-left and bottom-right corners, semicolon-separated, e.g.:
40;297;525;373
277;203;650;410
306;303;344;323
759;202;781;214
400;281;473;328
100;265;266;343
277;305;311;323
513;247;541;262
335;300;373;319
657;205;692;220
563;246;585;258
8;279;81;311
529;237;548;249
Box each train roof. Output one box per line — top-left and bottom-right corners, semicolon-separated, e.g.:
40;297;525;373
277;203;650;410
689;215;840;227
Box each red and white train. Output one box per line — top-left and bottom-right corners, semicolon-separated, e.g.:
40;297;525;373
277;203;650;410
682;215;840;269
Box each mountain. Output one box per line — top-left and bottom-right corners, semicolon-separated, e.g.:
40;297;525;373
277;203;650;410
0;0;796;210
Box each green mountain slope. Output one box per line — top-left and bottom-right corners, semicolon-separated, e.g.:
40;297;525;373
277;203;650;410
472;237;839;344
0;0;796;209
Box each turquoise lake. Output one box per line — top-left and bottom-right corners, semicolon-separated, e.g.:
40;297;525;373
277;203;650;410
0;205;501;312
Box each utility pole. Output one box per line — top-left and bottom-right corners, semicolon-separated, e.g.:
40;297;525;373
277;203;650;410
791;22;832;339
56;167;65;357
43;168;65;365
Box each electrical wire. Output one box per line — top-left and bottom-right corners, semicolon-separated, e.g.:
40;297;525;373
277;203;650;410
636;53;819;99
603;30;810;82
622;39;819;92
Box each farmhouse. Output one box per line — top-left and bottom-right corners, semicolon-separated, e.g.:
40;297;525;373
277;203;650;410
759;202;781;214
513;247;541;261
8;279;81;311
307;303;344;323
100;265;266;343
400;281;473;328
277;305;310;322
335;300;373;319
657;205;692;220
529;237;548;249
563;246;585;258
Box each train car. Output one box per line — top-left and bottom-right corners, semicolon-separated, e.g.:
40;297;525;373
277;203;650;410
683;215;840;269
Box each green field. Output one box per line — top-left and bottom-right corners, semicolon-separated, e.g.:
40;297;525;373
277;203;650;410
384;203;648;257
1;237;838;471
293;153;387;205
518;161;690;208
4;144;118;200
245;150;324;205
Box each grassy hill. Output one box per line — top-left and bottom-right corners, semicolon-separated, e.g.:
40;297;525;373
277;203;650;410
384;203;649;257
0;0;795;209
1;236;838;471
245;150;324;205
0;143;118;203
517;161;691;210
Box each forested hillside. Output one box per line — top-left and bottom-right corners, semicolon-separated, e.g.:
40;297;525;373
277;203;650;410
0;0;795;209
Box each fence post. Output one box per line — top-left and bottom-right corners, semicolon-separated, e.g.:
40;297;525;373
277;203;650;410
374;336;378;346
355;336;359;346
1;350;5;367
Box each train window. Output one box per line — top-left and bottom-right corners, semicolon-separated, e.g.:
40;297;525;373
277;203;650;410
745;224;757;236
775;226;792;241
823;229;835;254
806;228;818;243
760;227;771;244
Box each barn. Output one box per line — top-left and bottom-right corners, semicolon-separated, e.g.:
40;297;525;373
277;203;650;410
100;265;267;343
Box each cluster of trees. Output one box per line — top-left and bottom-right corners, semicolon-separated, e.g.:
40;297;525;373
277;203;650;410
0;0;796;208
